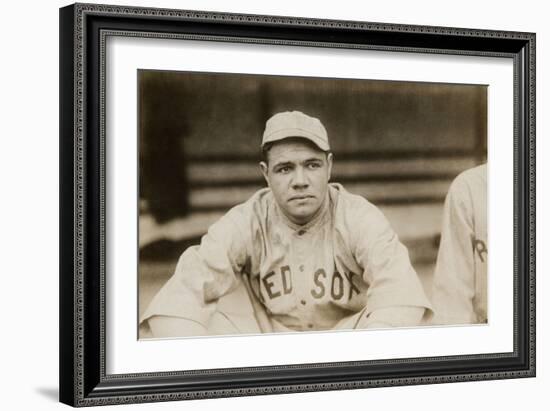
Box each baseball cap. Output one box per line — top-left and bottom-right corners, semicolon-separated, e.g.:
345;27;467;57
262;111;330;152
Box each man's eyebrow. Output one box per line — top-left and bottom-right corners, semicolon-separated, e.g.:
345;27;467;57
272;157;324;169
272;161;294;169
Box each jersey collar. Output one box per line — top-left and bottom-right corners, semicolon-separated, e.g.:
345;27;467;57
273;191;331;234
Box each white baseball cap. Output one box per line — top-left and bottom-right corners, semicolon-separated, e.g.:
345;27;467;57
261;111;330;152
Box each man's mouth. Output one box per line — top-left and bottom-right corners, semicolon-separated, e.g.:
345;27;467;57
289;195;314;201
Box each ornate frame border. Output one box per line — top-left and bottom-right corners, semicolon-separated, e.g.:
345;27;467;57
59;3;535;407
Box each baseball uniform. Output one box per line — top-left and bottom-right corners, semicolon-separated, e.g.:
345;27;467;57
140;182;433;334
431;164;487;325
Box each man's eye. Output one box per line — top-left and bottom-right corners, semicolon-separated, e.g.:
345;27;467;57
307;163;321;169
277;167;291;174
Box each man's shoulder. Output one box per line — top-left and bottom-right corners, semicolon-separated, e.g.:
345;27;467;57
329;183;379;214
226;187;273;221
329;183;387;227
205;188;273;240
328;183;394;249
448;164;487;198
455;163;486;184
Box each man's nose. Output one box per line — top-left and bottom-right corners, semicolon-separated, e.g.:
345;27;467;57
292;166;308;188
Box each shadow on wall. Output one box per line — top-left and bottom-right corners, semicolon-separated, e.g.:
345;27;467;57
139;70;487;221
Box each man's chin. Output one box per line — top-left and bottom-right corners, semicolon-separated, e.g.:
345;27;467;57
287;209;315;224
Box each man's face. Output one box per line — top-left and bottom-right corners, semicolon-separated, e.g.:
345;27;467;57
260;139;333;225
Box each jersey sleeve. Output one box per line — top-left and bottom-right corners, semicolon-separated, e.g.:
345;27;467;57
431;178;477;324
140;206;252;328
352;202;432;316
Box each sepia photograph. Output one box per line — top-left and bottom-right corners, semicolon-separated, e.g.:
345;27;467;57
59;3;535;405
137;70;488;339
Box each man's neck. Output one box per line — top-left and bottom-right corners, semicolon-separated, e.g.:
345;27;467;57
278;192;329;230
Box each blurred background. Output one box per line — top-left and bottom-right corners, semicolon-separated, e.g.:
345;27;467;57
138;70;487;319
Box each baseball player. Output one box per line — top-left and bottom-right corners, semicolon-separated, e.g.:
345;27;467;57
431;163;487;325
140;111;433;338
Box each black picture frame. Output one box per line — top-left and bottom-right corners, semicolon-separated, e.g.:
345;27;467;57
59;3;535;407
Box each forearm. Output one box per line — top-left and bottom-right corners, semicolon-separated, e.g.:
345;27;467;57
147;315;208;338
356;306;425;329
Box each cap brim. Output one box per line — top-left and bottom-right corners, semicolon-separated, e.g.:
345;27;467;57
262;128;330;151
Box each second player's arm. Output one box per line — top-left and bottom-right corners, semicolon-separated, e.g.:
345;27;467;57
431;178;476;325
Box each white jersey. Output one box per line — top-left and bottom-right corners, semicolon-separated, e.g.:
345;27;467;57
431;164;487;325
141;183;432;332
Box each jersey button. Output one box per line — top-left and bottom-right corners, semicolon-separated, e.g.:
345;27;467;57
299;264;304;272
297;229;306;236
300;299;307;305
307;323;314;329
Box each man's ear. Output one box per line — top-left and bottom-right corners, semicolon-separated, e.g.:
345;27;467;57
260;161;270;186
326;153;333;181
